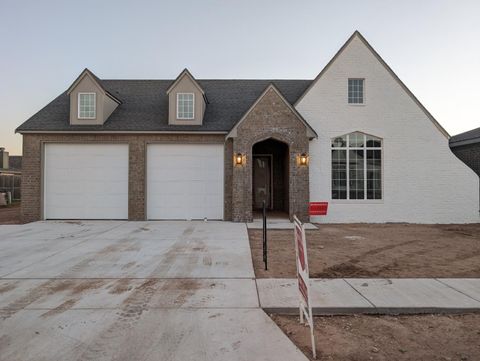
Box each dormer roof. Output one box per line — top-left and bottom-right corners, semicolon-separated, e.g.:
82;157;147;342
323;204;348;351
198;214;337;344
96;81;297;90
67;68;122;104
166;68;205;96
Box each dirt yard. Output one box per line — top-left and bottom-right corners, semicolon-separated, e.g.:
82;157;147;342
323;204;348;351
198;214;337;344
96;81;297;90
0;203;21;224
249;224;480;278
271;313;480;361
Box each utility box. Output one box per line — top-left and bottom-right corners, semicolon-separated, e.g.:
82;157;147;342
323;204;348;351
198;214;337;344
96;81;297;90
0;148;9;169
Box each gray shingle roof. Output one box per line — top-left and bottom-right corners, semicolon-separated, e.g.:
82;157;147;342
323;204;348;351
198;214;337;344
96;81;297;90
16;79;312;133
450;126;480;147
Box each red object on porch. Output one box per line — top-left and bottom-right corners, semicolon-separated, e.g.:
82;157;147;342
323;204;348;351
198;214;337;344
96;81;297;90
309;202;328;216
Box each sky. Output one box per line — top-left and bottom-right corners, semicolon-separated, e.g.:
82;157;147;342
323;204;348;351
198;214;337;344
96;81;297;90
1;0;479;155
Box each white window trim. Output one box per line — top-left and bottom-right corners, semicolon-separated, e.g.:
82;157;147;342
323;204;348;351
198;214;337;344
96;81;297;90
348;78;366;106
331;132;383;202
78;92;97;119
176;93;195;120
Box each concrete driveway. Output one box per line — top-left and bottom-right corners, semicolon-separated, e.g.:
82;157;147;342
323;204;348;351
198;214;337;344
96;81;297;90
0;221;307;361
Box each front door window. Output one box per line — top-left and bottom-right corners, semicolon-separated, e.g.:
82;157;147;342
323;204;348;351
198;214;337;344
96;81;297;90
253;156;271;209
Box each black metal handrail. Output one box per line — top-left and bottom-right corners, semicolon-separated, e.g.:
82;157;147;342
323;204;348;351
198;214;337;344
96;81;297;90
262;200;268;270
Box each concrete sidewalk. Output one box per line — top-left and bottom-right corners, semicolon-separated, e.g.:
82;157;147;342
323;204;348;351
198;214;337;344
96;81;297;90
257;278;480;314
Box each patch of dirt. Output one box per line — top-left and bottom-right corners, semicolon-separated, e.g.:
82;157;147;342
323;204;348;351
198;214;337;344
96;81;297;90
271;313;480;361
69;280;106;295
0;279;108;321
0;282;17;294
108;279;133;294
249;224;480;278
40;299;77;318
121;261;137;270
0;203;21;224
46;280;76;293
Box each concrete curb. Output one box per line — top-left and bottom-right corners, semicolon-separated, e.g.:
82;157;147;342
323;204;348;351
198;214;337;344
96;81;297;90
263;306;480;316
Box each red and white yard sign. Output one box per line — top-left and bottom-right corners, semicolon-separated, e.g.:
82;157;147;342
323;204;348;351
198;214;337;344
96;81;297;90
293;215;316;359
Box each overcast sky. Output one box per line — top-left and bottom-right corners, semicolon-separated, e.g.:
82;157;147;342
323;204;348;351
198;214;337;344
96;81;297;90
1;0;479;155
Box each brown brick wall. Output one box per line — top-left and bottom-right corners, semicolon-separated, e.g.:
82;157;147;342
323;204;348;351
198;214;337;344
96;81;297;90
230;88;310;222
22;89;313;224
21;133;226;223
224;138;233;221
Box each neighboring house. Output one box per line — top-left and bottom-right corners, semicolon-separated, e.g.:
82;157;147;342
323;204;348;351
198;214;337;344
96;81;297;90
0;148;21;201
450;127;480;176
0;148;9;169
450;127;480;203
8;156;22;171
16;31;479;223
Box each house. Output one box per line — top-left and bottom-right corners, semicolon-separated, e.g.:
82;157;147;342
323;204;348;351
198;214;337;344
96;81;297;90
450;127;480;176
8;156;22;172
16;31;479;223
0;148;22;201
450;127;480;203
0;148;9;169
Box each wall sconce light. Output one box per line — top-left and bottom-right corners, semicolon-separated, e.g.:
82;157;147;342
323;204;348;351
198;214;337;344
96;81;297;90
234;153;244;166
299;153;309;166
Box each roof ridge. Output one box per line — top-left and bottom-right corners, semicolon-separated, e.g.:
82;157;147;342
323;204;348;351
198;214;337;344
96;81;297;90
100;78;312;81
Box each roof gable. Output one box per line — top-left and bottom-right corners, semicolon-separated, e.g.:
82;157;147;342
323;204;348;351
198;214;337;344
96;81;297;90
227;83;317;139
166;68;205;96
67;68;122;104
295;31;449;138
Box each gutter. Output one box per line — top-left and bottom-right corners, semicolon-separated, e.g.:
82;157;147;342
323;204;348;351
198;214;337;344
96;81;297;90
449;138;480;148
16;130;229;135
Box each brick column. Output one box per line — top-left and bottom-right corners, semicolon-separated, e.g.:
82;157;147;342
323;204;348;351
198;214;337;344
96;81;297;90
128;138;146;220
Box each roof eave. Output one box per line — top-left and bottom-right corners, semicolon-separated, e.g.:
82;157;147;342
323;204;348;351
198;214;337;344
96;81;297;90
16;129;229;135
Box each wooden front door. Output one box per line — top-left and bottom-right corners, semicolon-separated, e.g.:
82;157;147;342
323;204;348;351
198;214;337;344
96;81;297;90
253;155;272;209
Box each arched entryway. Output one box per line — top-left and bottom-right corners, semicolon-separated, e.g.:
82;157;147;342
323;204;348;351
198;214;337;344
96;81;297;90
252;138;289;218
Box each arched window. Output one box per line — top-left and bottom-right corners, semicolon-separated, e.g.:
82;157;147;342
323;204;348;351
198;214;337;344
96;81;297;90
331;132;382;200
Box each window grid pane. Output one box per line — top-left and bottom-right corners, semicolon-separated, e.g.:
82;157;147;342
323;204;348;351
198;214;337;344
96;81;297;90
177;93;194;119
367;149;382;199
349;149;364;199
348;79;364;104
332;149;347;199
331;132;382;201
79;93;95;118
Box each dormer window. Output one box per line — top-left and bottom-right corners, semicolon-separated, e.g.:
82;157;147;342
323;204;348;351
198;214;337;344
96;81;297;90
177;93;194;119
78;92;96;119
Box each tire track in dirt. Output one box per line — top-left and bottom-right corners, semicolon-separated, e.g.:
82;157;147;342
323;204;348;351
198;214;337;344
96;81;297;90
78;278;202;361
313;239;421;277
0;226;144;321
78;225;206;361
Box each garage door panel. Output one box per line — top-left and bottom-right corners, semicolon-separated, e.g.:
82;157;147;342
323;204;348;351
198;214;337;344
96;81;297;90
44;144;129;220
147;144;224;220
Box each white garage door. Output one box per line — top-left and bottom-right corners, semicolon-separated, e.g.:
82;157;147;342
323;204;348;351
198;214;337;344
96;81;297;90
44;144;129;219
147;144;224;220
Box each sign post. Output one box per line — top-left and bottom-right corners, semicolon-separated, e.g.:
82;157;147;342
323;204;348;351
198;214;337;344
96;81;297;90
293;215;316;359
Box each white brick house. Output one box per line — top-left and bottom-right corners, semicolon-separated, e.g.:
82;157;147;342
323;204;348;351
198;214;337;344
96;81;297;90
296;32;479;223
